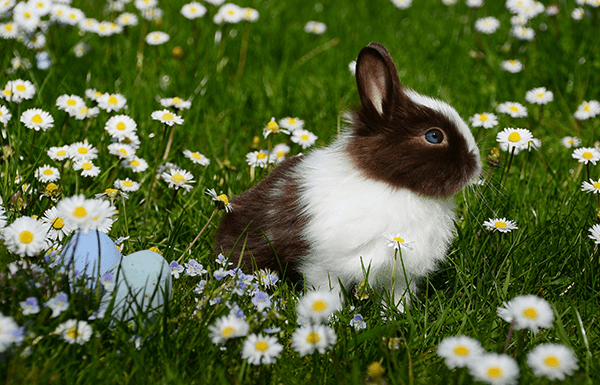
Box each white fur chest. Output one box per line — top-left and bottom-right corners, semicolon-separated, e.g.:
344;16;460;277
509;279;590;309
295;144;457;291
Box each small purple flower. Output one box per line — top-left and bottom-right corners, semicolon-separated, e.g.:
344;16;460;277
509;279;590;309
214;268;231;281
20;297;40;315
194;280;206;294
209;296;222;305
44;292;69;318
252;291;272;312
100;272;115;290
350;314;367;330
185;259;208;277
170;261;184;279
88;308;106;320
215;253;233;267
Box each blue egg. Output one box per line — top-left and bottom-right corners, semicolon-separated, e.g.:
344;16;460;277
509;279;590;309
62;231;122;281
99;250;172;323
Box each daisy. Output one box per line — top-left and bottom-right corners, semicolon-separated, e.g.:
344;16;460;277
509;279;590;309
68;141;98;161
304;21;326;34
10;79;36;102
146;31;169;45
269;143;290;164
20;297;40;316
291;129;318;149
208;314;250;344
527;343;578;381
385;233;416;252
561;136;581;148
24;33;46;50
20;108;54;131
581;179;600;194
296;289;342;324
475;17;501;34
545;5;559;16
97;92;127;112
162;168;195;192
496;127;533;154
279;117;304;131
469;112;498;129
466;0;483;7
291;324;337;356
0;205;7;229
160;96;191;110
206;188;232;212
391;0;412;9
497;102;528;118
573;100;600;120
181;2;207;19
88;199;116;233
242;334;283;365
349;60;357;75
246;150;270;168
107;142;136;159
40;206;73;242
12;2;40;33
483;218;518;233
135;0;157;11
55;195;97;233
85;88;103;102
54;319;93;345
468;353;520;385
116;12;138;27
588;223;600;244
2;216;49;257
183;150;210;166
151;109;184;126
0;313;19;352
263;117;288;138
497;294;554;333
525;87;553;105
71;105;99;120
47;145;70;161
511;25;535;41
105;116;138;141
438;335;485;369
114;178;140;192
0;22;19;40
56;94;85;114
34;165;60;183
0;105;12;124
122;156;149;173
242;7;259;21
572;147;600;165
73;159;101;177
572;7;584;20
509;15;528;26
215;3;243;24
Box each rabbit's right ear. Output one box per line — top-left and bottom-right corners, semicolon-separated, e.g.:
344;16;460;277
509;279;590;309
355;42;402;121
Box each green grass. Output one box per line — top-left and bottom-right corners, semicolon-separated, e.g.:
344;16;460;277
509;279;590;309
1;0;600;383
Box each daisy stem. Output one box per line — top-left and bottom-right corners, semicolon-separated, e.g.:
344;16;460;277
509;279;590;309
311;351;320;385
162;124;175;161
586;163;590;182
502;147;516;188
27;130;37;162
167;188;179;211
178;208;219;263
503;320;516;353
236;25;250;79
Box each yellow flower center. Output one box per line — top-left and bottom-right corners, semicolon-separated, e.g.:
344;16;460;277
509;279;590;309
57;150;67;157
190;6;197;12
105;188;118;198
217;194;229;206
67;327;80;339
255;341;268;352
288;118;297;124
454;345;469;356
582;152;593;160
522;307;538;319
312;300;327;312
508;132;521;143
79;107;88;115
486;366;503;379
495;221;507;228
537;93;544;98
24;12;31;19
108;96;118;105
67;99;77;106
73;206;87;218
78;147;88;154
82;162;92;170
544;355;560;368
393;236;405;243
162;112;174;121
172;96;182;104
123;181;133;187
301;134;309;141
6;23;13;32
257;152;267;160
593;182;600;189
46;183;58;192
191;152;202;159
509;106;519;112
130;160;140;167
32;114;43;124
43;169;54;175
116;122;126;130
479;114;488;121
267;120;279;132
52;218;64;229
171;173;185;184
584;104;590;112
118;149;128;156
19;230;34;244
2;89;11;96
307;332;320;344
222;326;235;338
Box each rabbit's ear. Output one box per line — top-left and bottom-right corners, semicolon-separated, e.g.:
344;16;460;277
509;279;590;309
355;42;402;119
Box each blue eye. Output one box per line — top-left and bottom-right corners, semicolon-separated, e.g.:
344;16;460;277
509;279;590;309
425;129;444;144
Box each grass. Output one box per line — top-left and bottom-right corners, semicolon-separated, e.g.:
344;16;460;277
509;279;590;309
1;0;599;383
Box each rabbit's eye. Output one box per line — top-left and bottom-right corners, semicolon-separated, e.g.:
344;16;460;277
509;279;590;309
425;129;444;144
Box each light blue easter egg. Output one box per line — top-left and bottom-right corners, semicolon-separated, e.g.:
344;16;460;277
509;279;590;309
99;250;172;323
62;231;122;281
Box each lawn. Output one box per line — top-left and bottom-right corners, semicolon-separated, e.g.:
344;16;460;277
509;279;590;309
0;0;599;384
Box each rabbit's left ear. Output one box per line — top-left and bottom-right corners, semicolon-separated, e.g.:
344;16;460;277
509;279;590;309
355;42;402;119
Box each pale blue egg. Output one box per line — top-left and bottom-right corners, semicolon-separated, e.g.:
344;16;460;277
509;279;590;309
62;231;122;280
99;250;172;323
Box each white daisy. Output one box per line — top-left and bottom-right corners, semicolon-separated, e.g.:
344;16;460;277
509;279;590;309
54;319;93;345
483;218;518;233
437;335;485;369
571;7;584;20
47;145;70;161
216;3;243;24
56;94;85;114
71;105;99;120
242;7;259;21
40;206;73;242
572;147;600;165
527;343;578;381
12;2;40;33
269;143;290;164
85;88;103;102
55;195;97;233
97;92;127;112
497;102;528;118
296;289;342;324
122;156;149;173
246;150;270;168
291;324;337;356
107;142;136;159
20;108;54;131
114;178;140;192
105;115;137;140
561;136;581;148
496;127;533;154
73;159;101;177
151;109;184;126
511;25;535;41
469;112;498;129
88;199;116;233
0;205;7;230
525;87;553;105
466;0;483;7
68;141;98;161
159;96;191;110
134;0;157;11
385;233;416;252
573;100;600;120
291;129;318;149
181;2;206;19
588;223;600;244
0;105;12;124
10;79;36;102
581;179;600;194
208;314;250;344
475;17;501;34
304;21;326;34
0;313;19;353
34;165;60;183
2;216;49;257
161;168;195;192
468;353;520;385
242;334;283;365
116;12;138;27
206;188;232;212
497;294;554;333
262;117;288;138
183;150;210;166
391;0;412;9
146;31;169;45
279;117;304;131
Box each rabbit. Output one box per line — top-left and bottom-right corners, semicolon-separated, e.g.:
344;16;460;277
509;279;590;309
216;42;481;310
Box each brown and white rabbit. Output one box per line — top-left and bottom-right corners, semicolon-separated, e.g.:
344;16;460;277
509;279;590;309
216;42;481;309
